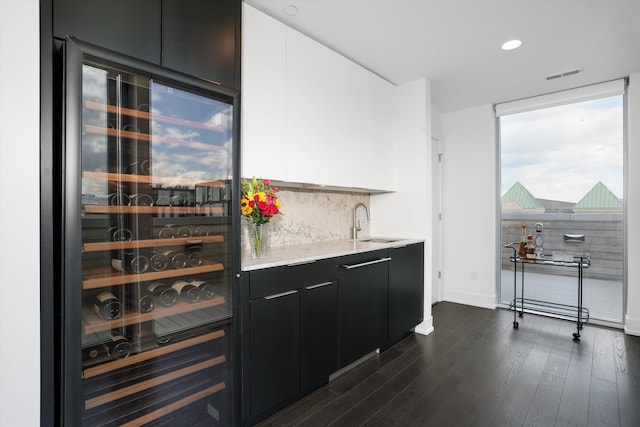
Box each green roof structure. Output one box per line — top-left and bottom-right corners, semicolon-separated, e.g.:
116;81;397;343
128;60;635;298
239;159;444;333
574;181;623;211
501;181;545;212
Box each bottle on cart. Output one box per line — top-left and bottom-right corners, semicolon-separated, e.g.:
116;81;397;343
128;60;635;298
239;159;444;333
171;280;202;303
93;291;122;320
146;281;178;307
189;279;217;299
518;224;527;258
111;251;150;274
526;235;536;257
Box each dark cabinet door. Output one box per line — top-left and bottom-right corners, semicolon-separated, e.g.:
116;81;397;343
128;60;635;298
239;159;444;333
300;280;338;391
388;243;425;343
162;0;240;89
53;0;162;64
249;290;300;417
338;251;390;368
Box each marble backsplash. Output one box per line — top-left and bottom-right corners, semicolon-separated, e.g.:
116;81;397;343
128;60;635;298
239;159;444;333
241;188;371;249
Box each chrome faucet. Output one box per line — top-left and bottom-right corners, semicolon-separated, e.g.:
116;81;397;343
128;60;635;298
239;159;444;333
352;202;370;240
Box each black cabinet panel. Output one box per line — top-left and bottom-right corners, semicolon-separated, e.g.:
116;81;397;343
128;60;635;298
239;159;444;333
388;243;425;343
300;281;338;391
162;0;239;88
338;250;389;368
53;0;161;64
249;259;337;299
249;291;300;417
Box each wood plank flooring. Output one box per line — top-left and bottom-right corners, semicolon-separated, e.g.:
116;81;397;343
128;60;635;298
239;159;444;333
257;302;640;427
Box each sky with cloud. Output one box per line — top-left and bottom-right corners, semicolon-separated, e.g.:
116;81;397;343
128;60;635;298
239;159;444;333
500;95;624;203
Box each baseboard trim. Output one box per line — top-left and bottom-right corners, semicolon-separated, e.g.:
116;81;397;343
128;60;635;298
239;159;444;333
443;289;497;310
624;313;640;336
414;315;434;336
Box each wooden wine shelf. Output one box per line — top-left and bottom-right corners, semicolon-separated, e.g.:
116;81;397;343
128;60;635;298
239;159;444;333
84;124;224;152
85;355;226;410
84;100;225;133
119;381;226;427
83;330;225;379
82;171;225;188
83;204;224;216
83;295;226;334
83;235;224;253
82;262;224;289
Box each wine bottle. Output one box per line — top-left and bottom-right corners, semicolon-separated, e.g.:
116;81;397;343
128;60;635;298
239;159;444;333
194;225;210;236
130;193;154;206
162;250;187;269
156;195;172;206
175;226;192;238
93;291;122;320
105;333;131;359
111;252;150;274
108;192;131;206
187;251;203;267
189;280;216;299
127;291;154;313
158;225;175;239
149;252;169;272
171;280;202;303
146;281;178;307
108;226;133;242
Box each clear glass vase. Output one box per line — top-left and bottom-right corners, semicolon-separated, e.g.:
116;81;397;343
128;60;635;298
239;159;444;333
248;222;269;258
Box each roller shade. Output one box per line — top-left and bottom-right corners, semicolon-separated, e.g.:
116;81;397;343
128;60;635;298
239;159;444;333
495;79;626;117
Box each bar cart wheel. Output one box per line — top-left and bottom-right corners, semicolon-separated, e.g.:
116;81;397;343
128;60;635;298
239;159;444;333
572;332;580;342
513;321;519;329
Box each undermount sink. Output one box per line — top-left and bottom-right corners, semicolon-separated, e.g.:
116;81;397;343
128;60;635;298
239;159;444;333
358;237;402;244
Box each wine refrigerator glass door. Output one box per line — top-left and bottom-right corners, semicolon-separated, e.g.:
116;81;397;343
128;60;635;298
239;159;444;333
69;40;237;426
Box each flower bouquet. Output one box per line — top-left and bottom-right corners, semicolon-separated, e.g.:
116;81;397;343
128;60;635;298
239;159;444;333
241;177;282;257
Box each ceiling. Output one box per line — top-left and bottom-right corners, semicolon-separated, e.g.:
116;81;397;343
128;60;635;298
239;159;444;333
244;0;640;113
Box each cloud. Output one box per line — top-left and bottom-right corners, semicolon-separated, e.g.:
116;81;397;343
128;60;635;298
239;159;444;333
501;96;623;202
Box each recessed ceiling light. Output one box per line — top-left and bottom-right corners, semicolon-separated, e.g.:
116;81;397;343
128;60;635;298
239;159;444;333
501;39;522;51
283;4;299;16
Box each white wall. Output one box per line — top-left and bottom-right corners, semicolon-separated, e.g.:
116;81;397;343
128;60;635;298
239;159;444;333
371;77;434;335
626;73;640;336
440;105;498;309
0;1;41;425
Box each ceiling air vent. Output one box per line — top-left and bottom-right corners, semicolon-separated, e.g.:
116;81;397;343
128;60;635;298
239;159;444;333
545;68;582;81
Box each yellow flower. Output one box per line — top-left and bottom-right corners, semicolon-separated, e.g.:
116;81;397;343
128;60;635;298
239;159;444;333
240;198;253;215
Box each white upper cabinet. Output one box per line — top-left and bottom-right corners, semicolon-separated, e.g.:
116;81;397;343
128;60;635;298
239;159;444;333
241;4;286;181
285;28;336;185
332;54;373;189
242;5;397;190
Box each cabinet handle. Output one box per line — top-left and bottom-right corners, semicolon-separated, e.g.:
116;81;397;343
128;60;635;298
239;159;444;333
287;260;317;267
305;281;333;290
341;257;392;270
264;290;298;300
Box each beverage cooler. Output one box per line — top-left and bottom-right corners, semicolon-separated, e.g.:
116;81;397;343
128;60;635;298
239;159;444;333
60;38;240;426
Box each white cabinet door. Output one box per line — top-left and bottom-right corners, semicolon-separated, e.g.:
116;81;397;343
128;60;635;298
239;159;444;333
368;76;397;191
285;28;336;185
241;4;286;181
332;54;372;189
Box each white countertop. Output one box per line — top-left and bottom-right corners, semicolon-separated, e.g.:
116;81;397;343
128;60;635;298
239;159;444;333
241;237;424;271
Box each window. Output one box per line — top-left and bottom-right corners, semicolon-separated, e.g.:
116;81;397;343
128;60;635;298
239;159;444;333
498;81;625;323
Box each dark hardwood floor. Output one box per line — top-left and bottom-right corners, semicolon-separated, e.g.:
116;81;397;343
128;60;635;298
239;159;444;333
257;302;640;426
